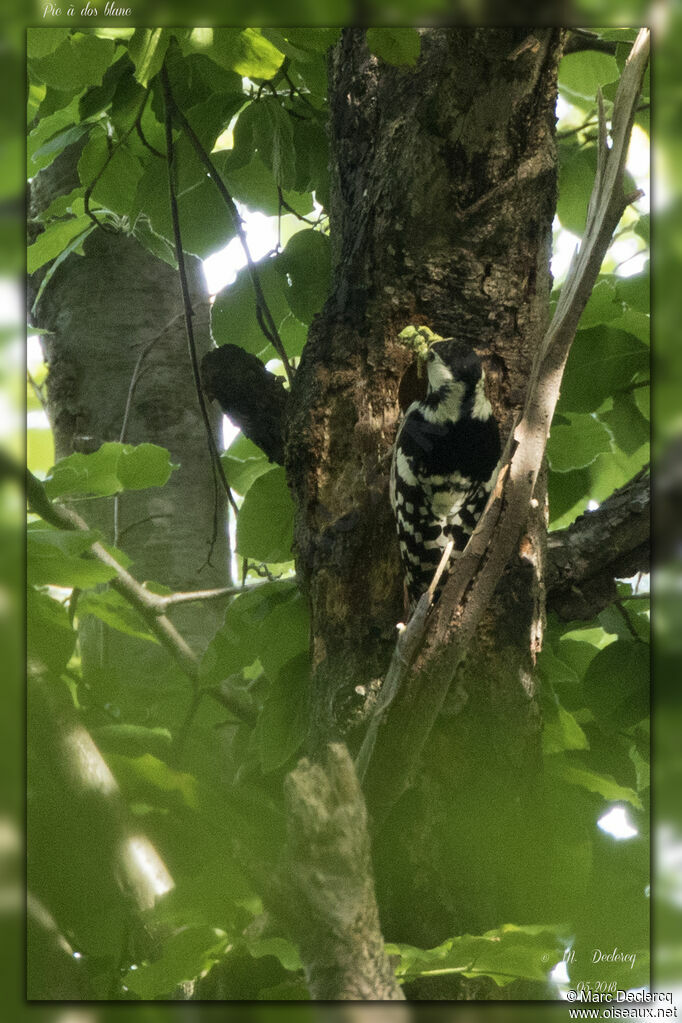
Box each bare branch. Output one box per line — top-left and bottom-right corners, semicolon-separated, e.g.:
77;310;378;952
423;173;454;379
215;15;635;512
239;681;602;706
154;578;273;610
361;29;650;816
563;30;618;56
546;467;650;620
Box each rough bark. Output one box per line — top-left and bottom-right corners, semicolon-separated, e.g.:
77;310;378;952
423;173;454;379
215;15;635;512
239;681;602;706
286;25;560;747
284;26;562;963
277;745;405;1000
201;344;288;464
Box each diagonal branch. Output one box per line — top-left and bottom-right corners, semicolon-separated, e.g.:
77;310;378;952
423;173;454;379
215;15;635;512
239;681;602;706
546;466;650;621
361;28;650;817
25;465;256;726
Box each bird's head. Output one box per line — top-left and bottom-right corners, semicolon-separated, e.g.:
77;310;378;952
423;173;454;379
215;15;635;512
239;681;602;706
426;340;483;394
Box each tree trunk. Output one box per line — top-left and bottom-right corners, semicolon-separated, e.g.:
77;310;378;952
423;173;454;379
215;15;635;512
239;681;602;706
28;149;230;991
30;147;230;664
286;27;562;970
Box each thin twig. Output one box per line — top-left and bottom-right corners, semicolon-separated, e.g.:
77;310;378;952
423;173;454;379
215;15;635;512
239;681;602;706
83;95;148;230
283;70;317;112
277;187;324;226
135;99;165;159
154;579;272;610
27;370;48;413
118;316;185;445
160;66;239;572
113;312;186;547
160;65;295;386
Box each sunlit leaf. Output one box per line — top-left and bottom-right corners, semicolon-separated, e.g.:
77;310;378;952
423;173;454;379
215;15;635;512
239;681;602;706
389;924;564;987
547;759;643;810
29;31;115;94
547;413;612;472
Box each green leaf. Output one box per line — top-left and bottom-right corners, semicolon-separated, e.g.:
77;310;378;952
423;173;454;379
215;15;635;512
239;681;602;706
78;52;133;121
27;28;72;60
29;32;115;94
27;586;76;674
127;28;170;87
210;257;293;358
599;392;650;456
281;28;341;54
92;724;172;758
547;413;612;472
292;117;329;206
27;526;117;588
615;264;649;313
610;308;649;345
232;97;297;191
117;443;175;490
29;122;91;172
558;51;619;105
556;636;603;676
256;653;310;772
27;215;93;274
629;744;650;792
366;28;421;67
123;926;227;999
633;384;650;420
221;434;271;496
582;639;649;731
108;752;198;809
201;27;284;79
549;431;649;530
389;924;564;987
236;467;294;563
78;132;143;217
76;589;159;643
256;590;309;680
557;326;649;414
536;643;582;689
132;217;177;268
28;95;83;171
557;143;596;235
245;935;302;973
45;442;174;499
547;759;643;810
543;703;590;755
131;159;237;260
579;277;622;327
199;579;298;684
219;152;286;217
277;229;331;324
